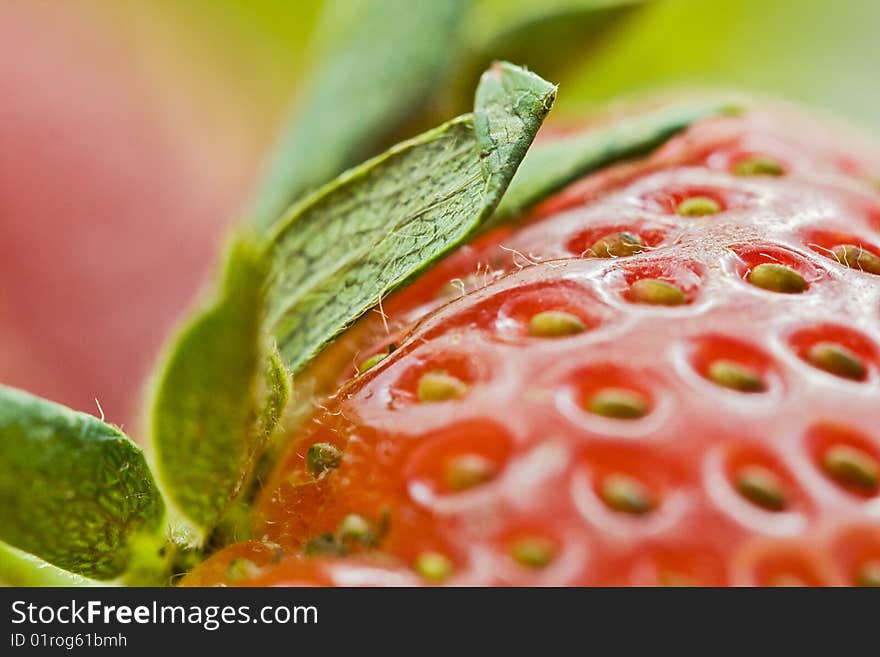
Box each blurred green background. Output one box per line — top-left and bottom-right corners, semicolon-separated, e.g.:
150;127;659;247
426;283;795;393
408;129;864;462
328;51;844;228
1;0;877;428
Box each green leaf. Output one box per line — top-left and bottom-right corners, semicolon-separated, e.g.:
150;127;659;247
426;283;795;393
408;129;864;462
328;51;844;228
247;0;468;232
0;541;101;587
150;237;281;535
265;62;556;374
490;101;738;226
0;385;164;580
205;348;292;545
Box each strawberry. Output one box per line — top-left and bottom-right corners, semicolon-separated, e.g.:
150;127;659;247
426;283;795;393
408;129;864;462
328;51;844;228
184;104;880;587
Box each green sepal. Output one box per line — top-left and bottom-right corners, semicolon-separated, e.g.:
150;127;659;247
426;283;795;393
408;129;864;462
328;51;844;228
265;61;556;374
0;385;164;580
0;541;103;587
150;236;285;536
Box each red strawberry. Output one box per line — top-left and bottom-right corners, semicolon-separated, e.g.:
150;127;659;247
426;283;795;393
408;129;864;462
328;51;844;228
184;104;880;587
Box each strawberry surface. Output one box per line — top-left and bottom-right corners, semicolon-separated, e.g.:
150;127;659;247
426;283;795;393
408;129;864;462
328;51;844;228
185;105;880;587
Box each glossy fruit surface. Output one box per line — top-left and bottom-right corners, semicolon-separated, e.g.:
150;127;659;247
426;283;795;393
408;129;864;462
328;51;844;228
185;105;880;587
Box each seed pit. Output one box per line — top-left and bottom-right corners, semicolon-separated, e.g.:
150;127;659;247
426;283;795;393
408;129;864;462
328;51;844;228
611;258;705;306
569;363;657;422
722;446;804;514
787;323;878;383
731;154;786;177
508;536;557;569
642;185;731;215
624;545;727;587
823;445;879;493
404;421;512;497
726;243;822;293
807;342;866;381
828;526;880;587
495;280;607;341
803;228;880;275
805;423;880;498
734;542;836;586
568;222;668;258
390;347;487;405
687;334;779;395
735;465;789;511
574;446;685;534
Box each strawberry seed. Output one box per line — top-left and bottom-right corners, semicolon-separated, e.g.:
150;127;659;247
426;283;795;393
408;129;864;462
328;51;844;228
676;196;721;216
528;310;586;337
735;465;789;511
600;474;656;514
707;359;766;392
588;231;645;257
806;342;867;381
629;278;687;305
587;388;649;419
821;445;879;492
747;263;807;293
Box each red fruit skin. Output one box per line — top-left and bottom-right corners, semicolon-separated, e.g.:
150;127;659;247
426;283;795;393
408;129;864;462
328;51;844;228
184;105;880;587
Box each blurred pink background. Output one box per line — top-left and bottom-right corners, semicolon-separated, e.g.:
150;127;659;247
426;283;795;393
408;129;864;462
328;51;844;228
0;2;291;429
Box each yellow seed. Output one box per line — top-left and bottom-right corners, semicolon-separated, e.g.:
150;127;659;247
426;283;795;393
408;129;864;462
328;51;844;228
509;537;556;568
676;196;721;217
707;360;765;392
735;466;788;511
822;445;879;491
747;263;807;293
629;278;687;306
417;371;468;402
856;560;880;587
446;454;497;491
733;156;785;177
357;352;387;373
588;231;645;258
587;388;649;419
528;310;586;337
600;474;655;514
414;552;454;583
831;244;880;275
806;342;866;381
